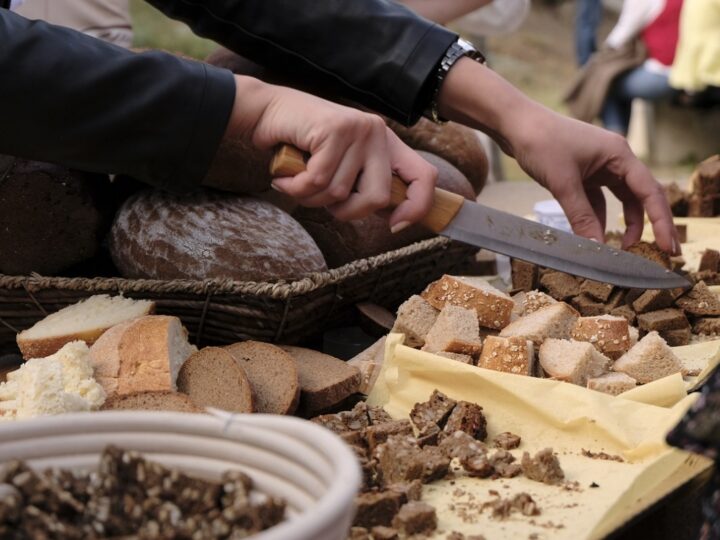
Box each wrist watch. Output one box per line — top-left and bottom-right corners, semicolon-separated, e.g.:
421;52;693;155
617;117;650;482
425;38;487;124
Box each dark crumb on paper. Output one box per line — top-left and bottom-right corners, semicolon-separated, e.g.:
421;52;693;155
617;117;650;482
562;481;582;492
590;482;600;488
529;519;566;530
481;492;541;520
581;448;625;462
521;448;565;485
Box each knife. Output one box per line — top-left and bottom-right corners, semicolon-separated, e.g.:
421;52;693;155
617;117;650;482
270;145;690;289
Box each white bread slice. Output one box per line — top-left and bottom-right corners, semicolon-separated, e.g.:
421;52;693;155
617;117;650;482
391;295;439;347
587;372;637;396
499;302;579;346
522;290;558;315
571;315;631;360
89;315;195;398
612;331;683;384
477;336;534;375
17;295;155;359
421;275;514;330
422;304;482;355
347;336;386;394
539;338;611;385
628;326;639;347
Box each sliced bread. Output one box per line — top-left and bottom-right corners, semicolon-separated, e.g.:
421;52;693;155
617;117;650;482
279;345;361;417
422;305;481;355
347;336;386;395
177;347;254;413
89;315;195;398
586;372;637;396
17;294;155;359
102;390;203;413
676;281;720;316
499;302;579;346
538;339;611;386
225;341;300;415
477;336;534;376
521;290;557;316
612;331;683;384
570;315;631;360
391;295;439;347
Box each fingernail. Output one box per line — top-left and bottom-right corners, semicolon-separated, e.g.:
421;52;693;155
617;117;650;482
672;237;681;256
270;181;283;192
590;237;600;243
390;221;412;234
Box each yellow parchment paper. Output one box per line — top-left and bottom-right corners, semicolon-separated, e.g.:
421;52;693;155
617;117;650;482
367;335;712;540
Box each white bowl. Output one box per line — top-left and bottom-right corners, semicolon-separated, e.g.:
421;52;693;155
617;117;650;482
0;410;361;540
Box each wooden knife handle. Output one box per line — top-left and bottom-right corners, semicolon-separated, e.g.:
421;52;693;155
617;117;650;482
269;144;464;233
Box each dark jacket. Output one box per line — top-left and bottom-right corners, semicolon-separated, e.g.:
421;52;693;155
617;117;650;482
0;2;456;190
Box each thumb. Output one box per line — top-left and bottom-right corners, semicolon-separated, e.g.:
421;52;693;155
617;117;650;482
555;188;605;241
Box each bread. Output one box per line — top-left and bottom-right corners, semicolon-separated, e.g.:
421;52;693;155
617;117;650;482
422;305;481;355
499;302;579;346
520;290;557;315
612;331;683;384
225;341;300;415
676;281;720;316
660;327;692;346
637;308;689;333
539;271;581;300
110;190;327;281
436;352;475;364
102;390;203;413
625;241;671;270
538;339;611;385
631;289;675;314
511;259;538;292
570;315;631;360
571;294;607;317
628;325;640;346
611;305;637;325
391;295;439;348
693;317;720;336
89;315;195;398
422;275;514;330
279;346;361;417
579;280;614;303
17;295;155;360
664;182;688;216
586;372;637;396
699;249;720;272
348;337;386;394
201;136;275;194
177;347;254;413
0;157;109;275
477;336;534;376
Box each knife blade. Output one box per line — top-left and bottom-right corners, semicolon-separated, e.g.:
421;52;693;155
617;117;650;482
270;145;690;289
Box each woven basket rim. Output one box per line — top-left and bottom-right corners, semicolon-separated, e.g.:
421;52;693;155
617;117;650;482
0;236;455;300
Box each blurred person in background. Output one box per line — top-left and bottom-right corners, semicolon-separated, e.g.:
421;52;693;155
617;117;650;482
576;0;603;66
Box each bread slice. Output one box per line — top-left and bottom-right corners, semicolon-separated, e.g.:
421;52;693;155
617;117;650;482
89;315;195;398
499;302;579;346
570;315;631;360
177;347;254;413
676;281;720;316
625;241;671;270
102;390;203;413
422;305;481;354
521;290;557;315
613;331;683;384
421;275;514;330
586;372;637;396
477;336;534;376
347;337;386;394
539;271;581;300
391;295;439;347
225;341;300;415
538;339;611;385
17;295;154;359
279;345;361;417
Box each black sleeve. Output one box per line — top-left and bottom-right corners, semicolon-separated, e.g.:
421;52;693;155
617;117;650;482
145;0;458;126
0;8;236;190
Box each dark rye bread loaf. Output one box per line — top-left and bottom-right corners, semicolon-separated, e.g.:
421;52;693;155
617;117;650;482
102;390;203;413
293;152;476;268
176;347;255;413
225;341;300;415
109;190;327;281
0;156;110;275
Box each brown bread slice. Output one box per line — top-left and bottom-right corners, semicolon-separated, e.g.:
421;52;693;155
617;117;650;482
540;271;581;300
102;390;203;413
660;327;692;347
632;289;675;314
693;318;720;336
279;345;360;417
571;294;607;317
699;249;720;272
613;332;682;383
477;336;534;375
177;347;255;413
225;341;300;415
499;302;579;346
511;259;538;292
625;241;671;269
676;281;720;316
570;315;631;360
580;280;614;302
637;308;689;333
391;295;438;348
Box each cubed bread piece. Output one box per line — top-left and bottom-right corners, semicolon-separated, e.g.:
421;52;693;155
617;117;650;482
604;289;627;311
693;155;720;195
493;432;521;450
580;280;614;302
442;401;487;441
436;351;475;364
421;275;514;330
499;302;579;346
374;435;424;485
676;281;720;316
522;290;557;315
443;339;483;359
664;181;688;215
628;326;640;346
570;315;631;360
477;336;534;376
538;339;611;385
625;241;671;269
660;327;692;347
370;526;398;540
521;448;565;485
571;294;607;317
613;331;683;384
688;194;716;217
637;308;689;333
391;295;438;348
348;337;386;395
587;372;637;396
409;389;457;437
540;271;581;300
693;270;720;286
353;490;405;528
693;318;720;336
392;502;437;536
632;289;675;314
611;305;637;325
365;420;414;452
511;259;538;292
699;249;720;272
422;305;481;354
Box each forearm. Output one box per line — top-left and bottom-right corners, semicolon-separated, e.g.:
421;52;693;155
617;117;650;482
0;9;235;190
398;0;493;24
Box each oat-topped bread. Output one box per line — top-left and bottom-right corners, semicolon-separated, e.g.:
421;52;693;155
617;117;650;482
613;331;683;384
676;281;720;316
225;341;300;415
586;372;637;396
499;302;579;346
279;346;360;417
570;315;631;360
520;290;557;316
90;315;195;398
421;275;514;330
391;295;439;348
625;241;671;270
538;339;611;385
102;390;203;413
422;305;482;355
17;295;155;360
177;347;255;413
477;336;534;376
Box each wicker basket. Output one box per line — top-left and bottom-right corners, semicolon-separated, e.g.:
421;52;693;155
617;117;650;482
0;237;475;352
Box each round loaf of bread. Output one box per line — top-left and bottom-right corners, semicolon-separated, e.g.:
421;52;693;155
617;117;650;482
0;156;109;275
293;151;475;268
109;190;327;281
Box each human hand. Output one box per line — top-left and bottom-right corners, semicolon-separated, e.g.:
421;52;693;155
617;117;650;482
225;76;437;230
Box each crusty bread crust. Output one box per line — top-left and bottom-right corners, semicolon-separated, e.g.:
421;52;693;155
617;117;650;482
102;390;203;413
18;329;110;361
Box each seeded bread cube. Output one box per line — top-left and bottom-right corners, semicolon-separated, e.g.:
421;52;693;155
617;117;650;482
499;302;579;346
422;305;481;354
587;372;637;395
570;315;631;360
521;290;557;315
477;336;534;376
391;295;438;348
613;331;683;383
538;339;611;385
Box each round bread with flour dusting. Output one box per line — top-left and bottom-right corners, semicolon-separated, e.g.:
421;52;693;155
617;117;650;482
109;190;327;281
